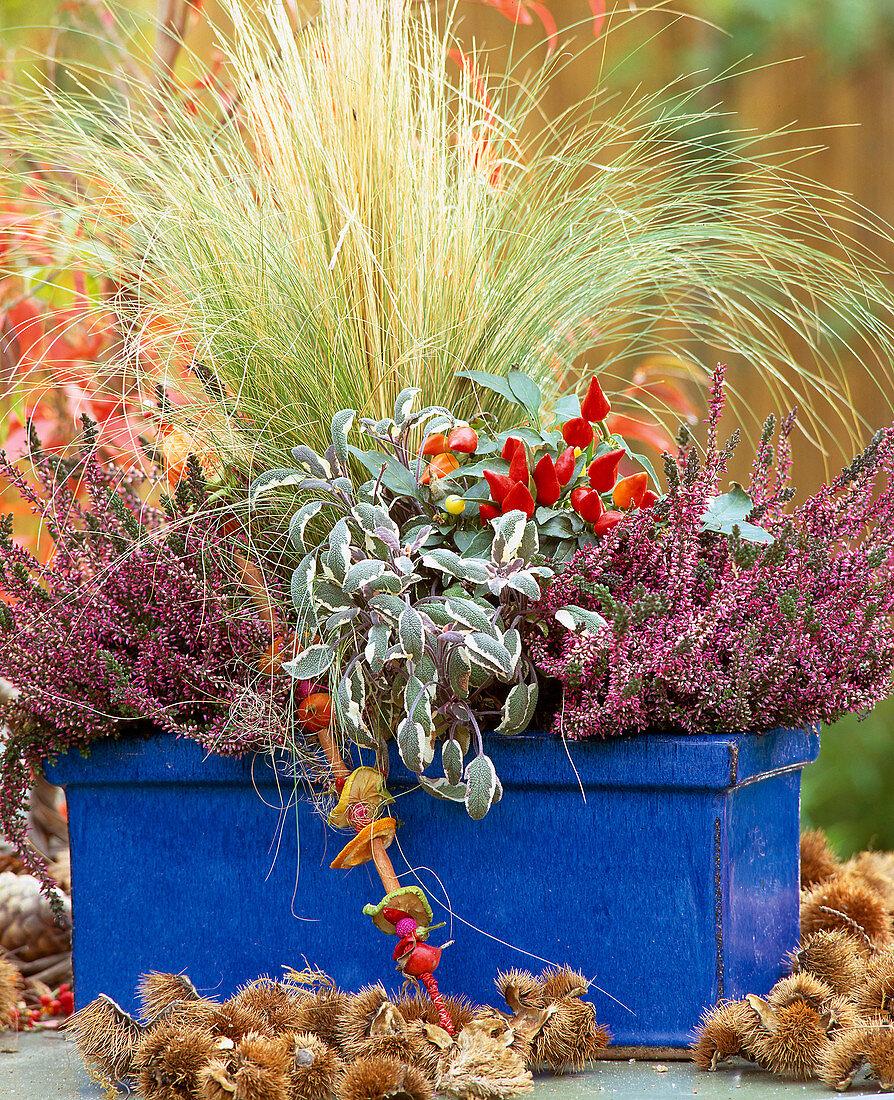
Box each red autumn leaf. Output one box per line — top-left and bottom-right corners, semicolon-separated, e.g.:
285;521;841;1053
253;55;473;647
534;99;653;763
606;414;677;457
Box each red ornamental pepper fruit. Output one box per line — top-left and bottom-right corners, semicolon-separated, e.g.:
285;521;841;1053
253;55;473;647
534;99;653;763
641;489;659;509
613;472;649;510
483;469;512;505
580;375;611;423
593;509;625;536
420;452;460;484
446;426;479;453
501;436;522;460
561;417;594;449
421;432;448;456
587;448;625;493
554;446;575;486
570;486;605;524
479;502;500;523
533;454;561;506
502;481;536;518
505;438;529;485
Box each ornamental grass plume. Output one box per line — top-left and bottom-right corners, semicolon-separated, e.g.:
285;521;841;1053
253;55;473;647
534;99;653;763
0;420;291;889
8;0;894;481
530;366;894;740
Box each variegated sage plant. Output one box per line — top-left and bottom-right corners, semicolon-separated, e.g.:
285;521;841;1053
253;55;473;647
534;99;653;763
250;389;599;819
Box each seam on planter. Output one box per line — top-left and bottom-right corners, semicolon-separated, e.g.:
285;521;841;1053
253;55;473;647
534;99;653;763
714;815;723;1001
733;762;810;791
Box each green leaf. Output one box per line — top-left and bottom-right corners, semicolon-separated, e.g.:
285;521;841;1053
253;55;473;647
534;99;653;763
554;394;581;422
342;559;387;594
421;548;490;584
456;369;518;405
290;553;317;615
506;572;542;600
459;528;495;559
369;592;409;624
445;597;498;636
496;681;537;734
364;623;391;676
702;486;774;545
491;511;527;565
447;646;472;698
289;501;324;552
249;467;303;503
465;632;514;678
290;444;335;479
464;754;501;820
330;410;356;474
507;371;542;422
397;716;433;773
555;605;608;634
393;387;421;425
337;664;370;743
282;644;334;680
348;447;418;498
442;739;464;785
325;519;352;581
399;606;426;663
419;776;467;802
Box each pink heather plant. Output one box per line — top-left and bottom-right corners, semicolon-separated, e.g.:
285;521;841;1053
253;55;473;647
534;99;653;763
0;420;290;891
529;367;894;739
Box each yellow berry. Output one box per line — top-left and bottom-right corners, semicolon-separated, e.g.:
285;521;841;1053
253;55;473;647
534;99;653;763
573;447;582;457
444;495;466;515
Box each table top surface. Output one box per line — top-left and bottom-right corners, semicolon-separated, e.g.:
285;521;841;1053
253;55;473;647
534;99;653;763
1;1031;887;1099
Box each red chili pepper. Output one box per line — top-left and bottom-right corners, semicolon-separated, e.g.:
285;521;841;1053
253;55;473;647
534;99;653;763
570;486;605;524
554;446;575;486
506;439;529;486
502;481;536;518
479;502;500;523
641;489;659;509
447;426;479;453
612;472;648;510
501;436;522;460
533;454;561;506
421;432;448;456
580;375;611;422
593;509;625;535
483;469;512;505
561;417;594;449
587;448;625;493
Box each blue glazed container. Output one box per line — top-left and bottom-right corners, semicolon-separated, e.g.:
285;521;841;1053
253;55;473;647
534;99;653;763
47;726;818;1049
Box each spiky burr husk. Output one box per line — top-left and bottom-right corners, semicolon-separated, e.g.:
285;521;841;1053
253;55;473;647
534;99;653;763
290;1030;344;1100
338;984;396;1058
768;972;837;1009
842;852;894;910
133;1020;222;1100
210;1001;270;1044
0;956;21;1030
228;978;305;1032
137;972;205;1019
801;873;892;950
437;1017;533;1100
525;968;609;1073
820;1022;894;1091
197;1057;237;1100
801;829;840;889
691;1000;763;1070
64;994;147;1080
853;950;894;1020
338;1054;433;1100
293;989;351;1047
789;930;868;996
228;1031;293;1100
395;993;476;1033
495;971;543;1013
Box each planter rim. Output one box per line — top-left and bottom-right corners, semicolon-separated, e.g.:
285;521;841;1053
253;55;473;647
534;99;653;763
46;724;819;793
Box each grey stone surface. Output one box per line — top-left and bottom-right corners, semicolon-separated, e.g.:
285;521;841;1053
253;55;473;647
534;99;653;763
0;1031;886;1098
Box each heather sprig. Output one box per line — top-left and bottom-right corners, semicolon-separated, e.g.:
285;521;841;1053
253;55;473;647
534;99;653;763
530;369;894;739
0;428;291;886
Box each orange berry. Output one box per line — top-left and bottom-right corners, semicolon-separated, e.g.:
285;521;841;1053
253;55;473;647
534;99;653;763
420;452;460;483
297;692;333;733
421;432;448;456
612;472;649;510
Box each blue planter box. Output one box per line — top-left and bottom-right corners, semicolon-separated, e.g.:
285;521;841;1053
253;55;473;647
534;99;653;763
47;726;818;1048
